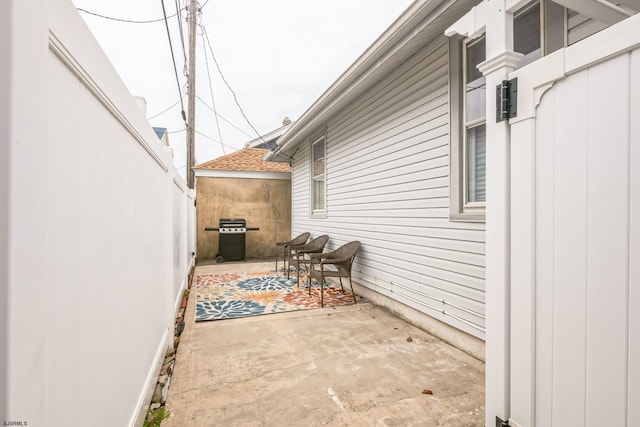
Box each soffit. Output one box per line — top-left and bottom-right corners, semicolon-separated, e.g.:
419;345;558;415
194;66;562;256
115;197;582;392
269;0;481;158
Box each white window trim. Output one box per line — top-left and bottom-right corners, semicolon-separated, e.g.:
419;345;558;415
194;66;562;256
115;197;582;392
449;34;486;222
449;1;565;222
309;126;327;218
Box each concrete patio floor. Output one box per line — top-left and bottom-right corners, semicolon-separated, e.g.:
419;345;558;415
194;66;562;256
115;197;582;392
162;260;485;426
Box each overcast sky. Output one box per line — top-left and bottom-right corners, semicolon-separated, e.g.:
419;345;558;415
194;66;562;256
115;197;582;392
70;0;414;174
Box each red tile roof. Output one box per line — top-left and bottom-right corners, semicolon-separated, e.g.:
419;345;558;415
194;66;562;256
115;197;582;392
193;148;291;173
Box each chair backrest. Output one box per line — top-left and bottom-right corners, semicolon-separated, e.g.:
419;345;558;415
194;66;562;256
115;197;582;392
290;232;310;246
332;241;361;274
305;235;329;253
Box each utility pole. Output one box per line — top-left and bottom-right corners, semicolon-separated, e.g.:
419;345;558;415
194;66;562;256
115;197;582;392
186;0;197;189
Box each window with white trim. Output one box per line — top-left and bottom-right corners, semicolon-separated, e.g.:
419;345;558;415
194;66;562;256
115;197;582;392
514;1;542;67
449;34;487;221
449;0;565;221
463;36;487;209
514;0;566;64
310;129;326;216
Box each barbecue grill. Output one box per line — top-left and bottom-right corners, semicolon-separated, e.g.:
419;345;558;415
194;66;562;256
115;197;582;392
204;218;259;263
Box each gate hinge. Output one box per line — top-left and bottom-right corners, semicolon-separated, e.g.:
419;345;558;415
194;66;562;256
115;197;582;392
496;77;518;122
496;416;511;427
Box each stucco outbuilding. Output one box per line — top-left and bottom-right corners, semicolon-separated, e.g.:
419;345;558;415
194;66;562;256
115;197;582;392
194;147;291;261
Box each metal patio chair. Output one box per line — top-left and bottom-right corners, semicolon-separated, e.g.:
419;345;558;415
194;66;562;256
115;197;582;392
275;232;310;273
309;241;361;307
288;235;330;285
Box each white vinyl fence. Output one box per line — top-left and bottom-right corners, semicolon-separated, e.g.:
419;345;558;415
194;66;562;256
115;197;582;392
1;0;195;426
509;14;640;427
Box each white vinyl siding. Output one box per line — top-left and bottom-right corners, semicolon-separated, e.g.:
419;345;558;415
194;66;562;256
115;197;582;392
567;9;609;44
559;5;637;48
291;37;486;339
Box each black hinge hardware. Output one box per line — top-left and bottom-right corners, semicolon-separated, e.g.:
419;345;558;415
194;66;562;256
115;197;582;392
496;416;511;427
496;78;518;122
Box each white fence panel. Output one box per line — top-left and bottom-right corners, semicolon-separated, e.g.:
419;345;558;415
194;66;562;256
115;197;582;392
1;1;196;426
510;42;639;427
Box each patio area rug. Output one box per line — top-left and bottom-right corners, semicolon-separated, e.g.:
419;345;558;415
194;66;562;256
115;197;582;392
195;271;357;322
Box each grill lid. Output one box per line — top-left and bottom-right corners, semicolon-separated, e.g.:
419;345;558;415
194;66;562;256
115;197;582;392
219;218;246;228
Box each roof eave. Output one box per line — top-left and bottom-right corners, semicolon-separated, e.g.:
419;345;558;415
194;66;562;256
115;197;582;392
244;123;294;148
265;0;456;161
193;169;291;180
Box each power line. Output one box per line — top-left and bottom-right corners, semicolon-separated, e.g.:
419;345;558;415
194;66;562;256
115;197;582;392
167;128;187;134
148;96;185;120
200;24;266;144
160;0;187;126
76;7;178;24
174;0;188;75
200;31;226;154
195;130;240;152
196;96;254;138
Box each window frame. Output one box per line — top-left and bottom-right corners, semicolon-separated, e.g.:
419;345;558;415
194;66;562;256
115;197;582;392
462;36;487;213
449;34;487;222
519;0;566;59
309;127;327;218
448;0;565;222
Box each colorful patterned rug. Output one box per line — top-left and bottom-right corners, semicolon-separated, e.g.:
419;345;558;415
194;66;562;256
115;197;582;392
195;271;357;322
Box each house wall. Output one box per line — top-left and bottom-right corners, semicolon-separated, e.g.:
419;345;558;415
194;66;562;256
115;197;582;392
196;177;291;260
0;0;196;425
291;34;486;344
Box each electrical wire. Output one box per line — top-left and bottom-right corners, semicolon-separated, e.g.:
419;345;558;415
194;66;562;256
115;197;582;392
200;31;226;154
76;7;178;24
147;96;185;120
160;0;188;126
195;130;240;152
196;96;254;139
174;0;188;75
200;24;266;144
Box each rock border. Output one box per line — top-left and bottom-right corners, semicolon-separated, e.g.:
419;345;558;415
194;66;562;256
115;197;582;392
144;266;193;424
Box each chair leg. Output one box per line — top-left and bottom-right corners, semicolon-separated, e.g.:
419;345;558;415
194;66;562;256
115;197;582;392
338;277;344;291
320;279;324;308
275;245;279;271
298;263;311;287
349;276;356;304
286;247;290;279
